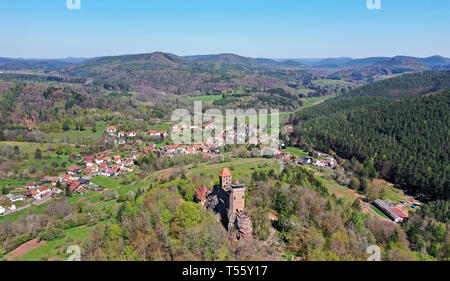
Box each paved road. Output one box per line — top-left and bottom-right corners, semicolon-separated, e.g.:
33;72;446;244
1;194;53;217
279;160;285;172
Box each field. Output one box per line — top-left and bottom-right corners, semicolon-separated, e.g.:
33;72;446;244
90;176;121;189
0;200;49;222
186;95;223;102
0;179;33;189
283;147;308;158
45;121;109;144
303;96;333;106
312;79;352;87
7;224;100;261
0;141;55;154
318;176;358;204
0;141;81;173
374;179;410;203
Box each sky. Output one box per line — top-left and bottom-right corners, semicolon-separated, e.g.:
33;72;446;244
0;0;449;59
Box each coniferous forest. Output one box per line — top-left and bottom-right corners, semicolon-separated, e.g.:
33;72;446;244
292;71;450;200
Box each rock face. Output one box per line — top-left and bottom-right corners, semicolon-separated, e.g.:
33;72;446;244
203;168;253;240
234;211;253;240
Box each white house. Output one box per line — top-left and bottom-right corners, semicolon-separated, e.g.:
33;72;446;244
30;190;41;200
149;130;160;137
9;204;16;212
107;126;117;135
52;188;62;195
6;194;25;202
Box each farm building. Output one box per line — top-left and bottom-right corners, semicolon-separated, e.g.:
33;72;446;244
373;199;409;223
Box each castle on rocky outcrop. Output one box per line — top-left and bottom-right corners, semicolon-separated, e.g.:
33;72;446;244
195;168;253;240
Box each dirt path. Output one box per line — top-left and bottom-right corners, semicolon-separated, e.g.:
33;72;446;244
5;238;46;261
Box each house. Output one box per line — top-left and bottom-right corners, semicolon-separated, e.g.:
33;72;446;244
26;181;36;189
77;178;90;186
124;159;134;167
68;166;81;175
148;130;161;137
118;131;126;138
69;181;81;192
114;156;122;163
41;176;52;183
30;190;41;200
102;167;119;177
6;194;25;202
0;206;5;215
38;185;52;195
107;126;117;135
143;146;155;154
63;174;73;182
9;204;16;212
52;188;62;195
126;131;137;138
312;159;325;167
83;165;98;174
84;156;94;167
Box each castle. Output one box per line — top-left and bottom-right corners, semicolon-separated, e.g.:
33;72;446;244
195;168;252;240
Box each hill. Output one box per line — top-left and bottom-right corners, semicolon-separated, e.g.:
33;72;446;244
291;71;450;200
183;53;307;68
58;52;317;95
0;57;89;72
328;56;450;81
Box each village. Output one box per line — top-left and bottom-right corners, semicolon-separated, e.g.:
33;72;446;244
1;123;411;225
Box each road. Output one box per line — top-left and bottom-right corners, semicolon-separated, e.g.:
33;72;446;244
1;194;53;217
279;160;285;172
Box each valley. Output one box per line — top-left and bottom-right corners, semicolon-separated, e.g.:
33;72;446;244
0;53;448;262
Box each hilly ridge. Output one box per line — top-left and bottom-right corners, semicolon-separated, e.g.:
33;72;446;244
291;71;450;200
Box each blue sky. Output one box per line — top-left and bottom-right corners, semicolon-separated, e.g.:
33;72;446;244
0;0;449;59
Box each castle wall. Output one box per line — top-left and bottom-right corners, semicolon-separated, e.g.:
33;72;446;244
230;187;245;215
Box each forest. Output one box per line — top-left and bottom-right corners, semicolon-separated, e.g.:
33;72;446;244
291;71;450;200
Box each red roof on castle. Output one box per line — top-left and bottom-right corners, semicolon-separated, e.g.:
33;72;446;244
195;184;209;201
219;168;232;177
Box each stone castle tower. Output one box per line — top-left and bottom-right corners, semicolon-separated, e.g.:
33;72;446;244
219;168;245;217
201;168;252;240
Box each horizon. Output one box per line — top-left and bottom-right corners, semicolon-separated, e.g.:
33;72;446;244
1;0;449;59
2;52;449;61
